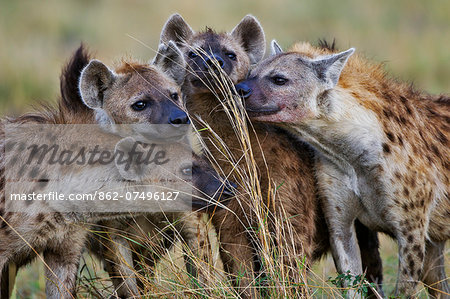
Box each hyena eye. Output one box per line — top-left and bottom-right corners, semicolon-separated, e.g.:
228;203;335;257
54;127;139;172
188;51;198;59
131;100;148;111
181;166;192;176
271;76;288;86
170;93;179;101
225;52;237;61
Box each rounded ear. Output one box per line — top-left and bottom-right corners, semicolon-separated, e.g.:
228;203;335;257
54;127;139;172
79;60;116;109
160;13;195;46
231;15;266;64
311;48;355;89
151;41;186;85
271;40;283;55
114;137;146;181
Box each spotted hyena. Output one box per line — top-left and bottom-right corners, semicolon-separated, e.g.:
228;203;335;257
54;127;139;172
0;44;234;298
0;123;231;298
76;42;234;297
159;14;385;296
236;40;449;297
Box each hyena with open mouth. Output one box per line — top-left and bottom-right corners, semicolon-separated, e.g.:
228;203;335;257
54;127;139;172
236;40;449;298
160;14;385;297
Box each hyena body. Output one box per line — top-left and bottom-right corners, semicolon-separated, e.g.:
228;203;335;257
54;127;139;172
237;40;449;297
0;122;220;298
160;14;385;296
77;43;232;298
0;46;233;298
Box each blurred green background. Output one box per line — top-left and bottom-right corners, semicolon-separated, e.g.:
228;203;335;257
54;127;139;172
1;0;449;297
0;0;449;116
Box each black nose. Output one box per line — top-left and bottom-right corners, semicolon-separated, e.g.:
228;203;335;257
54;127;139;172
235;82;252;99
204;55;225;69
169;109;190;126
221;180;237;198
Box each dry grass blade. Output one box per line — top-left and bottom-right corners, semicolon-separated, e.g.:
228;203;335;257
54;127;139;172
77;45;381;299
179;45;314;298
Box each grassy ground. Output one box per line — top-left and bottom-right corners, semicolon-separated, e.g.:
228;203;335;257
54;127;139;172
10;236;449;298
1;0;449;297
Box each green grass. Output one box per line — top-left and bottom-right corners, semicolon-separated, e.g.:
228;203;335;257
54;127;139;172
311;236;450;298
11;237;449;298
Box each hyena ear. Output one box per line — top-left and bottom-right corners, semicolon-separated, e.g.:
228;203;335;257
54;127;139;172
114;137;146;181
152;41;186;85
79;60;116;109
160;13;195;46
231;15;266;64
311;48;355;89
270;40;283;55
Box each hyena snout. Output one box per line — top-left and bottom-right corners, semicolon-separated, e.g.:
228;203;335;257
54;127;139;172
236;80;280;116
169;108;190;126
193;178;235;212
191;162;237;211
203;54;225;70
220;180;237;198
235;82;252;99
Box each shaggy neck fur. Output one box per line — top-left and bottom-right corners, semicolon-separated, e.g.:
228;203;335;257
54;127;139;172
289;43;449;200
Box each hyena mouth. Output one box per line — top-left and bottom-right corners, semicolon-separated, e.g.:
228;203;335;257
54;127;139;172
246;107;280;117
245;104;280;117
190;72;214;87
191;78;205;87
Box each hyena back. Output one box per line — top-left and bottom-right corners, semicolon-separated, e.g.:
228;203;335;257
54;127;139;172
238;40;449;297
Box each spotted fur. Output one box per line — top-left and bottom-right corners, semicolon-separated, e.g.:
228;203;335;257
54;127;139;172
0;45;231;298
240;40;449;298
160;15;385;297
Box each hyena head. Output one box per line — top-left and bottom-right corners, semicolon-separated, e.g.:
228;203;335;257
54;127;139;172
79;41;189;126
235;41;354;124
114;137;235;210
77;43;235;208
159;13;265;94
190;154;236;209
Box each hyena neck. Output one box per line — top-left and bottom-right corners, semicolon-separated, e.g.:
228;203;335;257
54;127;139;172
186;92;235;134
287;88;386;191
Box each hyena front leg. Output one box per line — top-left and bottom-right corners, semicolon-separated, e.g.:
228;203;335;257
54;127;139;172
179;213;216;282
102;234;139;298
213;206;257;298
316;158;363;298
272;200;315;286
44;231;86;299
422;240;449;299
0;259;11;299
354;219;385;297
0;263;17;299
394;217;427;297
